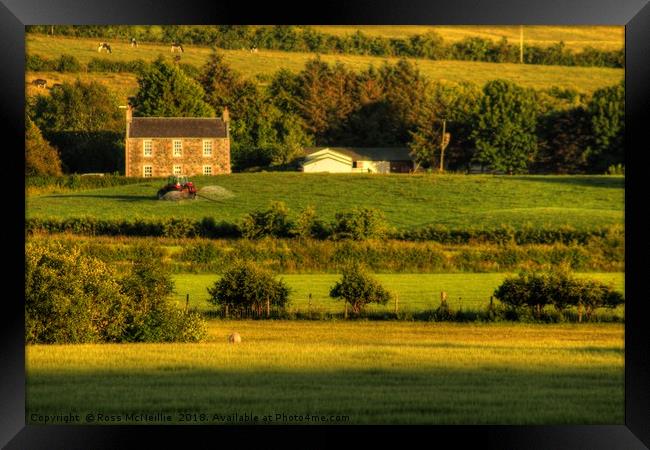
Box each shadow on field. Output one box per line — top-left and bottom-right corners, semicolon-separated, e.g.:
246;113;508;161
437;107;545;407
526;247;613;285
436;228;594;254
514;176;624;189
26;366;623;425
42;194;154;202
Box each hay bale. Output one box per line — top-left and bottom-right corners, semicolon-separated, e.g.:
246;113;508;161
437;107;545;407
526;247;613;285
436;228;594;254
161;191;186;201
197;185;235;200
228;332;241;344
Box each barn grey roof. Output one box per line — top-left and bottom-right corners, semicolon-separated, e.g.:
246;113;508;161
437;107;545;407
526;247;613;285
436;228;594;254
303;147;412;161
128;117;227;138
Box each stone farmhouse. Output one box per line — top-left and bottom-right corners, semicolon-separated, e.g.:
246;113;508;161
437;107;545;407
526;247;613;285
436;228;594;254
124;106;231;177
301;147;414;173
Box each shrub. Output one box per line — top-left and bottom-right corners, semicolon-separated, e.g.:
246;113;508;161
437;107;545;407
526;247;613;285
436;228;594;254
241;201;293;239
207;260;290;317
329;263;392;314
25;242;129;343
331;207;389;240
56;54;83;72
25;241;206;344
493;269;624;321
118;255;207;341
295;205;329;239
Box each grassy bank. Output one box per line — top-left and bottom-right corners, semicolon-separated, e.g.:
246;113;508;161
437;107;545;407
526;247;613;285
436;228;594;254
26;321;624;425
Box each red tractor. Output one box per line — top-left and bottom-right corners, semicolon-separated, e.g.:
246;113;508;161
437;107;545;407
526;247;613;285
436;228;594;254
157;175;197;200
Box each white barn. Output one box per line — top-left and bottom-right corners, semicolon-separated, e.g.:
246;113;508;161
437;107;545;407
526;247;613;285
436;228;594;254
300;147;413;174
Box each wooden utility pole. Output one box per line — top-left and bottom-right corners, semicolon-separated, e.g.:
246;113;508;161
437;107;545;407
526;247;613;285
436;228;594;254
519;25;524;63
185;294;189;313
439;119;449;173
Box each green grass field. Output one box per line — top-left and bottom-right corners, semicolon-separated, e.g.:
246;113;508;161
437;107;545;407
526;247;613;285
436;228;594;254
309;25;624;51
26;174;625;230
26;34;624;105
170;272;624;314
26;321;624;424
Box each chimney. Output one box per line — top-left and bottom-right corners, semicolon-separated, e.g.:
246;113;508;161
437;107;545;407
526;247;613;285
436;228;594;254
126;104;133;124
222;107;230;138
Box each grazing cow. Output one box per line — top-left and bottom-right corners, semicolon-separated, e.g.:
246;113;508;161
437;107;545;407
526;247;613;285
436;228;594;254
130;38;138;48
97;42;112;54
32;79;47;88
250;46;259;53
171;43;184;53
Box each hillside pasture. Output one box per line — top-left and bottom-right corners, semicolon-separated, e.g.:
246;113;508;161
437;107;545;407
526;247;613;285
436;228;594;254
26;174;625;230
26;321;624;425
26;34;624;98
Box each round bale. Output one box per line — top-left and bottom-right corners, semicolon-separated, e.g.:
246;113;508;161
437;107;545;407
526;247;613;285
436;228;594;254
228;332;242;344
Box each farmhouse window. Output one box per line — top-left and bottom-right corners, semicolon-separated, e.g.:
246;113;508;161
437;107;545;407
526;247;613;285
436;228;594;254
143;165;153;177
173;140;182;157
173;165;182;175
203;165;212;176
203;140;213;157
143;140;153;157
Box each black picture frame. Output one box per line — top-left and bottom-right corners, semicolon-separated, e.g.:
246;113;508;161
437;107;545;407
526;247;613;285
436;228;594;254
2;1;648;447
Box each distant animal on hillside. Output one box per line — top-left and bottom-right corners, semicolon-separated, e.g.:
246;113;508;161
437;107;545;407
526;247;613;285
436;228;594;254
171;43;184;53
250;46;258;53
130;38;138;48
97;42;112;54
31;79;47;88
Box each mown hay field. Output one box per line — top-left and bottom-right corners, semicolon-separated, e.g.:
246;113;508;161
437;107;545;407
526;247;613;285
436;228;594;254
310;25;624;51
26;174;625;231
26;321;624;425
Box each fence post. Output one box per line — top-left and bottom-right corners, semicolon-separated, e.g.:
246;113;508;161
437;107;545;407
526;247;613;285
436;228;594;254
394;294;399;314
185;293;189;313
344;303;348;319
266;298;270;318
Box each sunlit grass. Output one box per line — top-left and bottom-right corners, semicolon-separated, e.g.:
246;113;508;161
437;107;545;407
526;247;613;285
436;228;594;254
310;25;624;51
26;321;624;424
171;272;625;314
26;174;625;230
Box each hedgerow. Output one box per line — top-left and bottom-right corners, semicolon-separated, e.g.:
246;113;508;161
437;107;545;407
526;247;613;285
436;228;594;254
28;233;624;274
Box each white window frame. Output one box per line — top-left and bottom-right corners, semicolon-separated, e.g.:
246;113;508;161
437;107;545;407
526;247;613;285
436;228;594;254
173;165;182;175
173;140;182;157
143;140;153;157
143;165;153;177
202;140;213;157
203;165;212;176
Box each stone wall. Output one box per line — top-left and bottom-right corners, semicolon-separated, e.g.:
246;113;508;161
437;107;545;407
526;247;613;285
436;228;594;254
126;137;230;177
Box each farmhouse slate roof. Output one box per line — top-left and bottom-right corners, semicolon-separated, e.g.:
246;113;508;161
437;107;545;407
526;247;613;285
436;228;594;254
128;117;227;138
303;147;412;161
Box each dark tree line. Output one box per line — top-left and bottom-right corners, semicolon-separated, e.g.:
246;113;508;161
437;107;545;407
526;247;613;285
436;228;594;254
26;53;624;175
26;25;624;68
